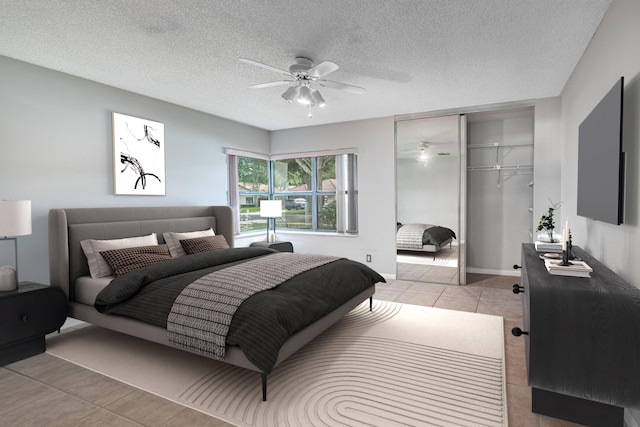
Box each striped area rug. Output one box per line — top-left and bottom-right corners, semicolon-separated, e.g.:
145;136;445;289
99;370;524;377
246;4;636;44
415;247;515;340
47;301;506;427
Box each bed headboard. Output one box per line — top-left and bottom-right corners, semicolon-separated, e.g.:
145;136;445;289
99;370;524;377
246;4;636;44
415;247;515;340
48;206;234;301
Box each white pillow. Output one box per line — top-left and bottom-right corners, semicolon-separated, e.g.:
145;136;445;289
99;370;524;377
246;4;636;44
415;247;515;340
163;228;215;258
80;233;158;278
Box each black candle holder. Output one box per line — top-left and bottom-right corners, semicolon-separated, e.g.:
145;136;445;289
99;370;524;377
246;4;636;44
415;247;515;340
559;247;573;266
568;232;575;260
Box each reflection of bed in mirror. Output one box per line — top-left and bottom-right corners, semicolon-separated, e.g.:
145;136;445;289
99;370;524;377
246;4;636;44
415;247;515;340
396;223;456;259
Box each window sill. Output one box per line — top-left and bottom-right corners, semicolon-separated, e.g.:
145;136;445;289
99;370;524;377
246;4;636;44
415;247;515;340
236;230;358;239
277;230;358;238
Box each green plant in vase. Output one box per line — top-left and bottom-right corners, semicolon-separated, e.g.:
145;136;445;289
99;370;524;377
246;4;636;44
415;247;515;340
537;200;562;243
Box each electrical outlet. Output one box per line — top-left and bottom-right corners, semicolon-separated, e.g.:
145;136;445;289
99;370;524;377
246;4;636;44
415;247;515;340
366;254;372;262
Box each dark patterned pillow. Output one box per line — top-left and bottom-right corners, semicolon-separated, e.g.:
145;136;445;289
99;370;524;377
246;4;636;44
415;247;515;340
179;235;230;255
100;244;171;276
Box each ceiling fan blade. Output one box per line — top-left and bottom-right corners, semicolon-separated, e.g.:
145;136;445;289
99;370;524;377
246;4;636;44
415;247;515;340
249;80;294;89
318;79;366;95
307;61;339;78
239;58;291;76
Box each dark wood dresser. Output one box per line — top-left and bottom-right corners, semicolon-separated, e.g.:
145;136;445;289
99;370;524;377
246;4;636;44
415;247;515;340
515;243;640;427
0;282;68;365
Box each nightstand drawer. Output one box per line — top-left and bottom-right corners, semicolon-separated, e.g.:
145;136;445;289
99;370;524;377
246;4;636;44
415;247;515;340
0;286;68;347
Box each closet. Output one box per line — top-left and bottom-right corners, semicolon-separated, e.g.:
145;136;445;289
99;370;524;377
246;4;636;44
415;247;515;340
395;105;534;283
466;107;534;275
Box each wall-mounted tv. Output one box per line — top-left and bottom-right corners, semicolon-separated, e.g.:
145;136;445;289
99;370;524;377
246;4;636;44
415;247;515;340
577;76;625;225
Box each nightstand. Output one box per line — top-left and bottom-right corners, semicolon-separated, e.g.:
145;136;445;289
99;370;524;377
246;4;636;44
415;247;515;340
250;241;294;252
0;282;68;365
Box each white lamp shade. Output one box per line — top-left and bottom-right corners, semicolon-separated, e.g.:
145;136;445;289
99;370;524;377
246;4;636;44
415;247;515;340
0;200;32;237
281;86;298;103
311;89;326;107
260;200;282;218
297;86;313;105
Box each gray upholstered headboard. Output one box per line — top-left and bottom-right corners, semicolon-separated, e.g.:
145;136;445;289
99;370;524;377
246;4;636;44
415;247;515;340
48;206;234;301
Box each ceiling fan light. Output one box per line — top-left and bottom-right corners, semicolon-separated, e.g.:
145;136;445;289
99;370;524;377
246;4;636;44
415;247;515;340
311;89;326;107
417;148;429;162
297;86;312;105
281;86;298;103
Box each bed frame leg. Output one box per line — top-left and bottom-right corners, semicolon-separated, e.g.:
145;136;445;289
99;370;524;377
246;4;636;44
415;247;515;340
369;296;373;311
262;373;267;401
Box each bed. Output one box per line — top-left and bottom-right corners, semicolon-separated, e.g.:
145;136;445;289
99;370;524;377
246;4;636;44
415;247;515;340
396;222;456;259
48;206;383;400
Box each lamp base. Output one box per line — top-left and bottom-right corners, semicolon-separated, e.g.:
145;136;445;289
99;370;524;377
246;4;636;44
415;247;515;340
0;266;17;291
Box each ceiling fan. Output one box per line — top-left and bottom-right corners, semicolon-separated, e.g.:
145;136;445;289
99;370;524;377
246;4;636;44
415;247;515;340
240;57;366;116
403;141;452;163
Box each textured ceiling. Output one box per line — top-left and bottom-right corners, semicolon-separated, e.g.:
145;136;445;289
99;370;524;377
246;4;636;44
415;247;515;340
0;1;611;131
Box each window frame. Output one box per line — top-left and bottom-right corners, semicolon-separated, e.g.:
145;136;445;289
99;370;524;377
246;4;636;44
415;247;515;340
226;148;358;235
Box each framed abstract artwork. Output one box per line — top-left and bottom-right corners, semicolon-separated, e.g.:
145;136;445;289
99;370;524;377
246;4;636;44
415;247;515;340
112;112;165;195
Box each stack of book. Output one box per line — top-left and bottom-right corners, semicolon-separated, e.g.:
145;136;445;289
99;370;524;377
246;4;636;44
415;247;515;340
535;241;563;253
544;259;593;277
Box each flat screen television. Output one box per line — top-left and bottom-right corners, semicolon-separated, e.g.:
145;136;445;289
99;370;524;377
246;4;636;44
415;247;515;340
577;76;625;225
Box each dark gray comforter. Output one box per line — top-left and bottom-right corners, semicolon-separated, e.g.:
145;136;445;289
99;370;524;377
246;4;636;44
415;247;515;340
396;223;456;246
94;247;385;373
422;226;456;245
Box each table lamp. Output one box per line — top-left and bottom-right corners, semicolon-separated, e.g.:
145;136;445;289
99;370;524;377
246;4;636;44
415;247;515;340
259;200;282;243
0;200;32;291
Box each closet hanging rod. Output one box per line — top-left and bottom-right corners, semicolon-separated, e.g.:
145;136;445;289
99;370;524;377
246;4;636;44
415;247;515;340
467;164;533;171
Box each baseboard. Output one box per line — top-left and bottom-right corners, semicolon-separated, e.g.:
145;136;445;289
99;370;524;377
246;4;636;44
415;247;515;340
466;267;519;276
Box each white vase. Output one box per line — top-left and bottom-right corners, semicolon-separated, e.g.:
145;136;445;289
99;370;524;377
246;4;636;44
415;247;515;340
537;231;562;243
0;266;17;291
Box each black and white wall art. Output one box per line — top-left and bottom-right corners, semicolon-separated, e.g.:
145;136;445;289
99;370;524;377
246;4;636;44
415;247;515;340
113;112;165;195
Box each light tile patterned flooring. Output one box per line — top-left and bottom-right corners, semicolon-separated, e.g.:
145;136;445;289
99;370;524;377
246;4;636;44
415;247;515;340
397;246;460;285
0;275;595;426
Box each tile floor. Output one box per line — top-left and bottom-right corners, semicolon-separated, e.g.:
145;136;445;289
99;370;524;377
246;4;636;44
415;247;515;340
397;246;460;285
0;275;601;426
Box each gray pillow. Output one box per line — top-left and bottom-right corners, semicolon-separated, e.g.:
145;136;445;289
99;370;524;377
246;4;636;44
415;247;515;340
80;233;158;278
163;228;215;258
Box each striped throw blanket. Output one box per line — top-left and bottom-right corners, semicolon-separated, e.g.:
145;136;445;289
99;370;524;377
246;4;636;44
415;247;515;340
397;223;434;250
167;252;339;360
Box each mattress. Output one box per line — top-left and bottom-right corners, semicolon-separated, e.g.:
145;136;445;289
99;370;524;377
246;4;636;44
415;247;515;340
74;276;113;305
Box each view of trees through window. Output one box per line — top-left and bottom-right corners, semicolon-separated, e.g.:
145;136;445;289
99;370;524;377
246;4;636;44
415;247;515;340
236;154;354;234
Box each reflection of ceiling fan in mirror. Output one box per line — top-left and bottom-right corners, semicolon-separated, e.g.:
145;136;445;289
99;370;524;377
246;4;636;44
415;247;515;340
240;57;366;117
416;141;451;162
417;142;430;162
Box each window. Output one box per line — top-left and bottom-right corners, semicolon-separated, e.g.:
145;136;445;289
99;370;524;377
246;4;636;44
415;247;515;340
227;149;357;235
235;156;269;233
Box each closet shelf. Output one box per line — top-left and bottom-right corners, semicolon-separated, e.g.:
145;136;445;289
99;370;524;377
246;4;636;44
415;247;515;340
467;142;533;149
467;164;533;171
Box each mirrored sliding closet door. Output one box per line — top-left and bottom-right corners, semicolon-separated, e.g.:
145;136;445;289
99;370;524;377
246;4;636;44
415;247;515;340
395;114;466;285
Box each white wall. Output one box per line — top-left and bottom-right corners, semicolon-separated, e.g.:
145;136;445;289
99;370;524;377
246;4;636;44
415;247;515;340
559;0;640;423
267;118;397;277
561;0;640;278
532;97;563;231
396;154;459;232
0;56;269;284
